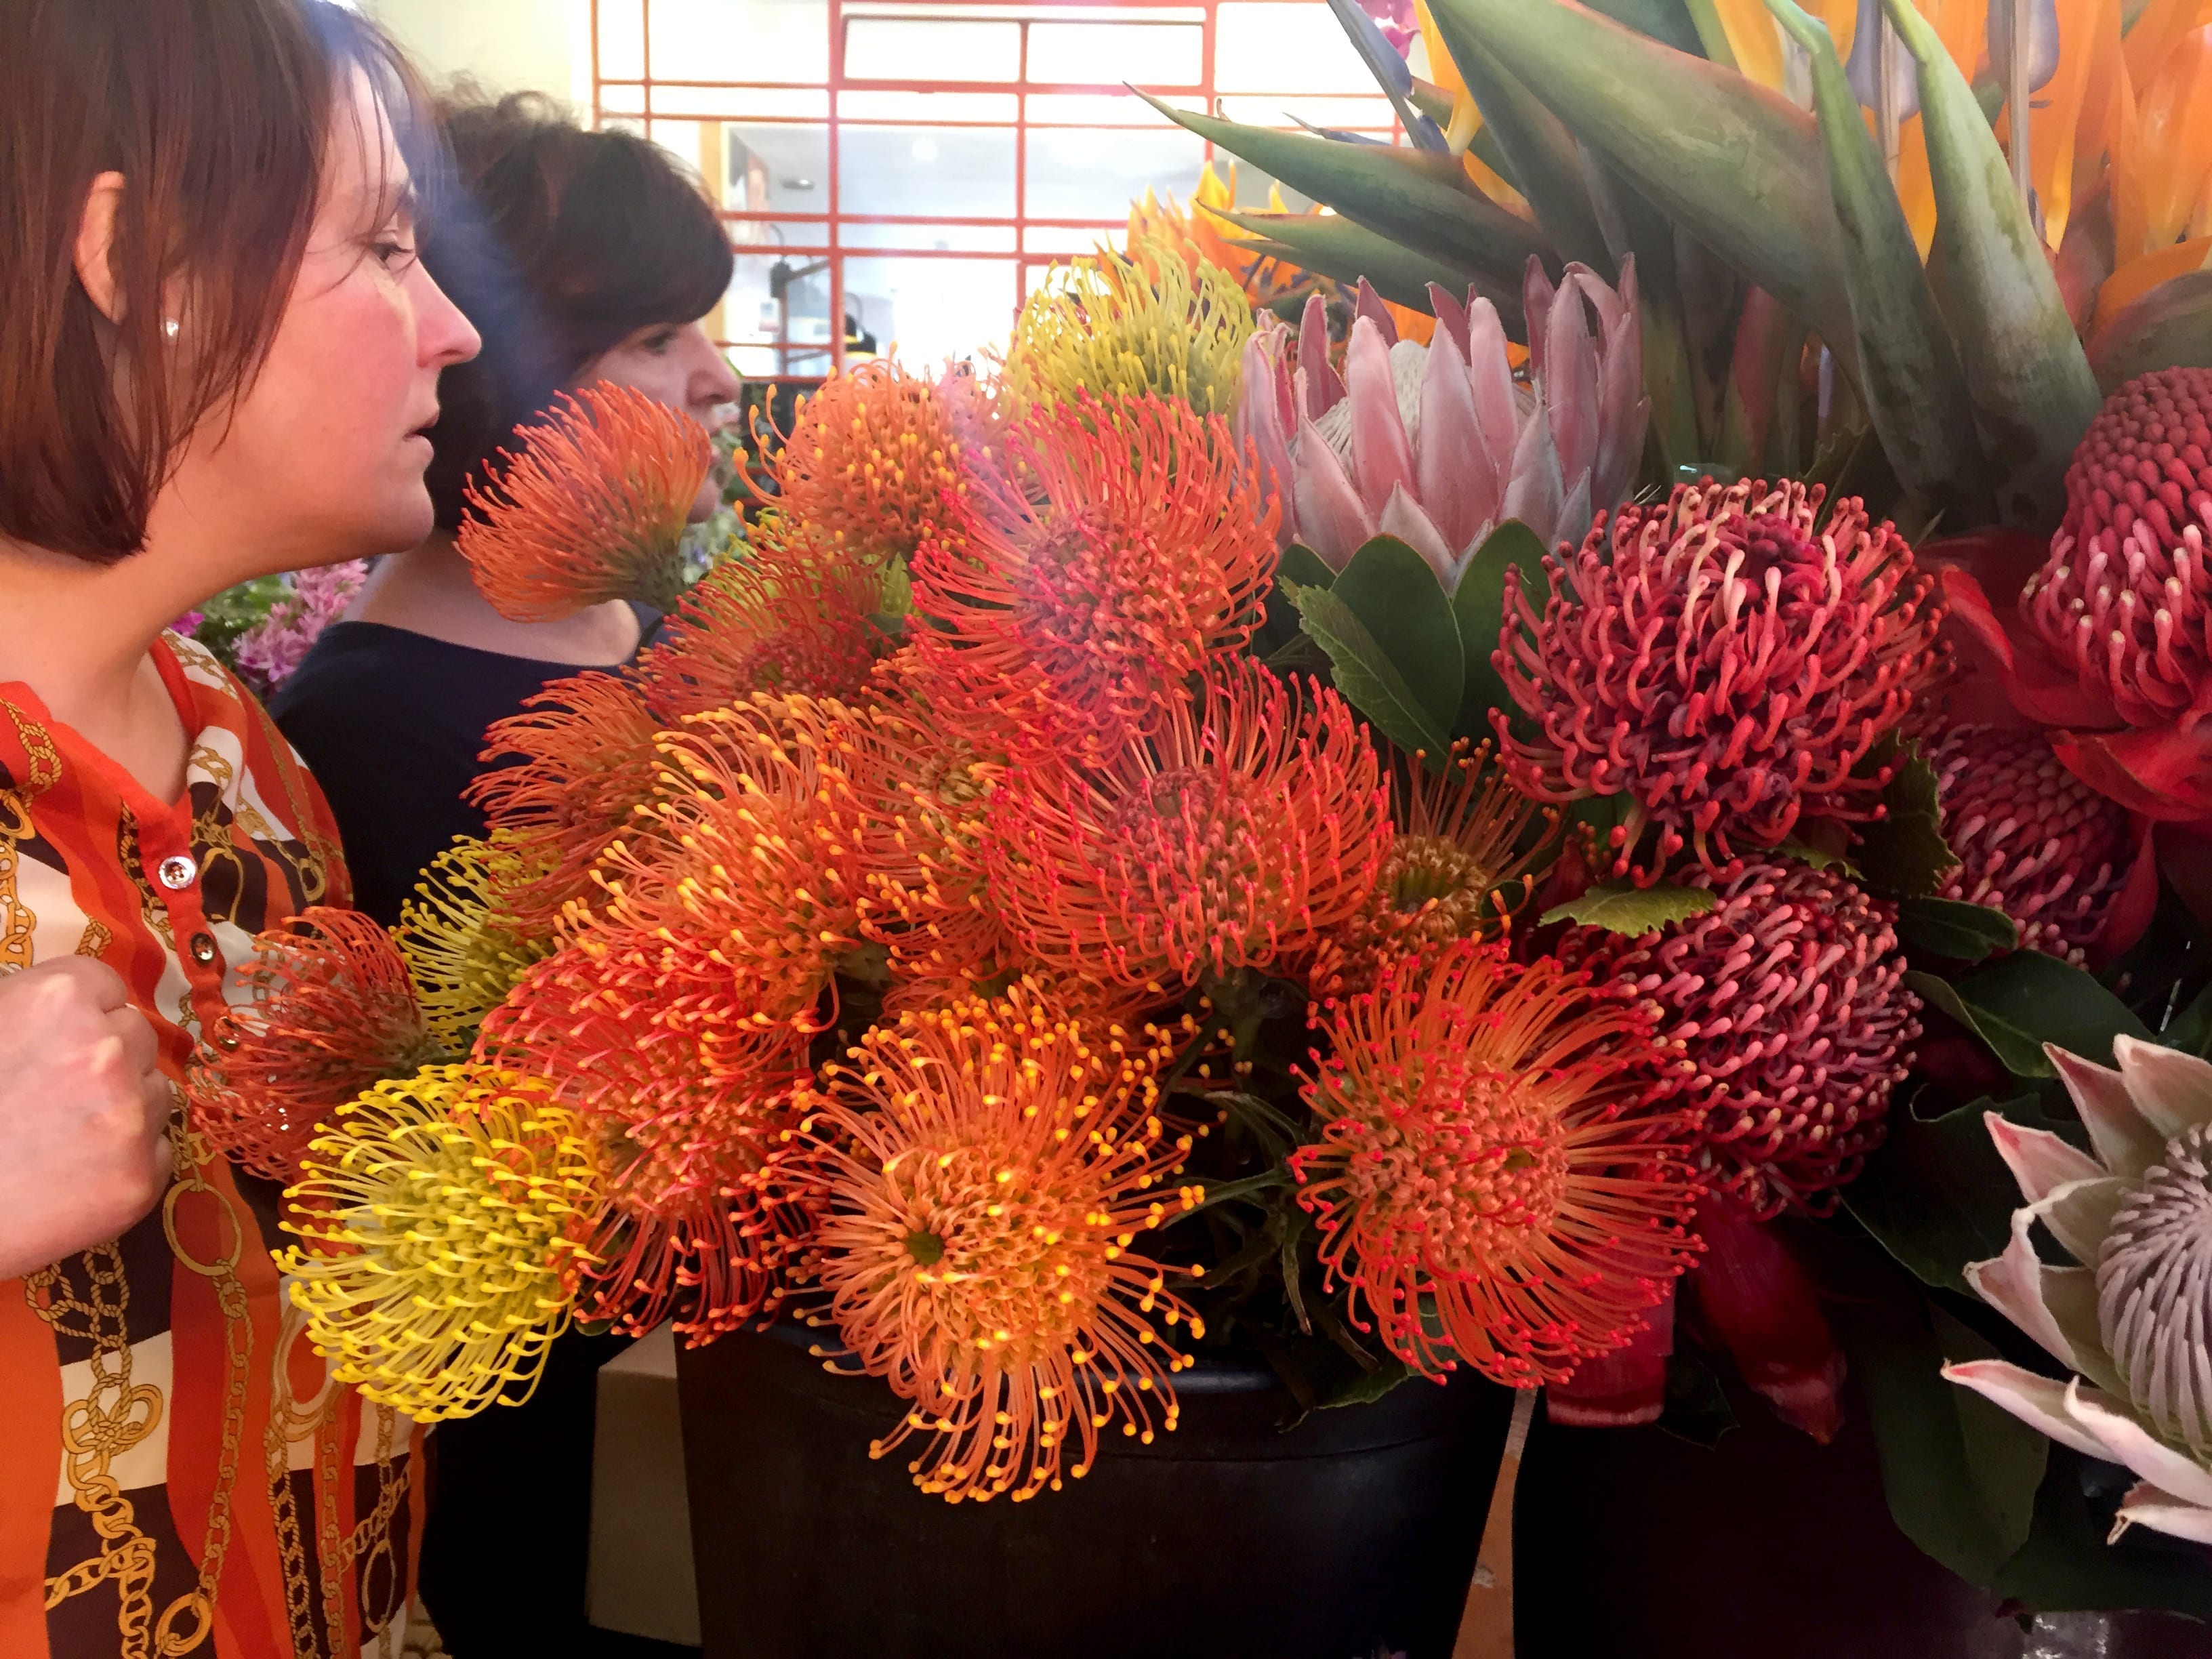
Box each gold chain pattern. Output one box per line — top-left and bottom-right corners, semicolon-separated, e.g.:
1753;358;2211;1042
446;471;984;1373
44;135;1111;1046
0;700;60;971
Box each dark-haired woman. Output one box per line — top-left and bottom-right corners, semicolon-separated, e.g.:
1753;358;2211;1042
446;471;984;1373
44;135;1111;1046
271;92;739;1658
0;3;478;1654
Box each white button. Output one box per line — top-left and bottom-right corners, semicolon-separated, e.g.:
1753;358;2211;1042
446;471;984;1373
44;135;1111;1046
156;855;197;891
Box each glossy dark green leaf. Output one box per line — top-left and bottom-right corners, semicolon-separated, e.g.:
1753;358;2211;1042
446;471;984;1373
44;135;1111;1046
1539;880;1717;933
1767;0;1988;514
1933;1305;2046;1563
1843;1093;2054;1293
1209;209;1507;325
1331;535;1465;738
1582;0;1706;56
1279;542;1339;592
1450;519;1545;743
1446;33;1614;274
1881;0;2100;527
1896;896;2021;964
1143;94;1553;285
1286;579;1452;758
1914;951;2152;1080
1315;1356;1416;1410
1853;745;1958;899
1424;0;1852;352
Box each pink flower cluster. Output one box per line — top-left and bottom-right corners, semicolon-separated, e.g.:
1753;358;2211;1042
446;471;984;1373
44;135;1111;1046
232;560;367;691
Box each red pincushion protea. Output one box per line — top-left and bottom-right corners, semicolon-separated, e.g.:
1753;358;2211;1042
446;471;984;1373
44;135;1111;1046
468;670;665;937
459;384;711;620
1925;724;2149;966
983;658;1390;994
1290;941;1700;1387
1496;480;1948;879
188;907;444;1181
1555;859;1919;1220
766;361;971;565
636;514;890;718
791;984;1203;1503
912;392;1277;764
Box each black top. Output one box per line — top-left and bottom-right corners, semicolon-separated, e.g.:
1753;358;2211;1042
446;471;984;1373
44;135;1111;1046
272;612;652;926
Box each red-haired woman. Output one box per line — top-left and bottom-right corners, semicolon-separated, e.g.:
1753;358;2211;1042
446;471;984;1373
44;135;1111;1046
271;94;740;1658
0;3;478;1656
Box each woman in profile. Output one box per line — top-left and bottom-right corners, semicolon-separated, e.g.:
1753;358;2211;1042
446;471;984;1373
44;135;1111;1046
0;3;478;1654
273;93;741;1657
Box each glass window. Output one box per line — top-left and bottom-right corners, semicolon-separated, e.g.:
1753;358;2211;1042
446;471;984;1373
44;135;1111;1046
841;223;1020;253
843;256;1019;367
1025;126;1206;221
727;124;832;216
725;253;836;377
838;91;1020;122
838;126;1017;219
654;87;830;121
842;18;1023;82
1026;20;1204;87
1214;94;1395;133
729;221;836;252
1025;92;1155;127
649;0;830;85
598;0;645;81
600;83;647;115
1214;3;1378;95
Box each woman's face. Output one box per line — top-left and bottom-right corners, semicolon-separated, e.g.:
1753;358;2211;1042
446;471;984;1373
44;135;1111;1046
581;319;741;523
162;71;480;580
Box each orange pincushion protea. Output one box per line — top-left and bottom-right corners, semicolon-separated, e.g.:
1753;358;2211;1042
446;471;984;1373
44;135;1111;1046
983;659;1390;994
458;384;711;620
1308;742;1557;998
468;670;665;936
636;514;893;718
793;984;1204;1502
1290;941;1701;1387
765;360;969;565
910;392;1277;764
188;906;445;1182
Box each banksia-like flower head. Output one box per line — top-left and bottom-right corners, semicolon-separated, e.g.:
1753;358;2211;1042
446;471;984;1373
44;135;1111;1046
1925;724;2142;966
764;361;970;565
277;1066;601;1422
912;393;1276;764
1290;941;1700;1387
459;384;711;620
1497;480;1947;879
1556;859;1919;1220
189;907;444;1182
792;984;1204;1503
983;659;1391;994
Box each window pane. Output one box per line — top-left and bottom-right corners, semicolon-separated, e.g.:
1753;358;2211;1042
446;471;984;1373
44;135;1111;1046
649;0;829;85
655;86;829;120
724;253;836;376
1024;224;1117;256
729;220;834;251
1025;127;1206;221
843;18;1022;83
1025;92;1158;127
1214;3;1380;95
1229;165;1318;213
838;90;1019;122
843;256;1018;367
838;126;1016;218
598;0;644;81
728;124;831;212
600;83;646;115
1026;20;1204;86
1214;94;1395;132
841;223;1019;253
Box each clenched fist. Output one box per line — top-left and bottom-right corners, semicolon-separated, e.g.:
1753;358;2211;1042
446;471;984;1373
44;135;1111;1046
0;958;172;1278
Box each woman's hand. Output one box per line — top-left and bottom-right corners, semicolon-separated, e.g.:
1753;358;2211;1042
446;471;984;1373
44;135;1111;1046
0;959;172;1278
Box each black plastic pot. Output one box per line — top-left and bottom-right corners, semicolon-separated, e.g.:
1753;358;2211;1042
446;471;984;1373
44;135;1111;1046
676;1323;1513;1659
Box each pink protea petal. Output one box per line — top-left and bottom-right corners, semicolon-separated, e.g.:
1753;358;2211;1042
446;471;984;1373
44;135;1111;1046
1377;486;1460;590
1298;290;1345;421
1412;327;1501;556
1500;410;1568;552
2116;1482;2212;1543
1353;276;1399;345
1985;1111;2106;1205
1965;1206;2102;1372
2030;1177;2133;1267
2111;1033;2212;1139
1542;272;1602;487
2052;725;2212;821
1943;1359;2118;1460
1463;296;1523;489
2063;1380;2212;1511
1236;325;1298;546
2048;1045;2170;1179
1293;417;1379;571
1591;258;1647;518
1524;259;1560;387
1426;281;1473;363
1344;319;1418;520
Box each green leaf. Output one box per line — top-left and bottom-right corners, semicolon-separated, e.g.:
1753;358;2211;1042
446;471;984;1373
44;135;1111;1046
1991;1446;2212;1620
1766;0;1989;516
1895;897;2020;964
2158;980;2212;1057
1540;880;1717;933
2085;266;2212;394
1331;535;1465;737
1278;542;1339;592
1880;0;2101;527
1423;0;1853;356
1656;1351;1739;1450
1143;95;1553;290
1315;1356;1415;1410
1832;1278;2050;1587
1908;970;2049;1080
1843;1093;2053;1293
1450;520;1545;743
1446;34;1614;275
1777;832;1860;877
1853;745;1957;899
1286;580;1453;759
1951;950;2152;1074
1582;0;1706;56
1210;209;1505;325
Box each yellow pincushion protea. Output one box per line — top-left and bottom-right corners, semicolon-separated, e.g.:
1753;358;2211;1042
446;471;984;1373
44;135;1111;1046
394;834;556;1052
278;1065;602;1422
1002;235;1254;420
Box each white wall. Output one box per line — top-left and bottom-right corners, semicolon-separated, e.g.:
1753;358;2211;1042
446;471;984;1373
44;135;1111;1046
363;0;592;106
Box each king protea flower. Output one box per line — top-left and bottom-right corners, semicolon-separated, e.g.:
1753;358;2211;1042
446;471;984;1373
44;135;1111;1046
910;392;1276;765
1946;1036;2212;1546
1236;261;1645;592
792;984;1204;1503
458;383;712;620
277;1066;601;1422
1946;369;2212;819
188;906;445;1182
983;658;1391;995
1498;479;1948;878
1290;941;1700;1387
765;360;970;567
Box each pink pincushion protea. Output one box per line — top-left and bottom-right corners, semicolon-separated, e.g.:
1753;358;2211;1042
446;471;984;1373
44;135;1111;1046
1496;480;1948;880
1555;859;1920;1220
1924;724;2150;966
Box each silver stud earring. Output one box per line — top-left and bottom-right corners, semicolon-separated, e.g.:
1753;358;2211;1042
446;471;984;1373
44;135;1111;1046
163;317;180;340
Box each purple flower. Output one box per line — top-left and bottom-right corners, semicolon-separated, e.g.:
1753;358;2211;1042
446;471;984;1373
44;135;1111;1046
232;560;367;691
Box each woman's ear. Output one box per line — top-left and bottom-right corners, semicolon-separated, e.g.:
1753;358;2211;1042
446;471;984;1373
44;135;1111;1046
73;171;129;324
